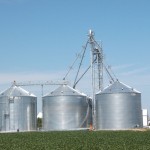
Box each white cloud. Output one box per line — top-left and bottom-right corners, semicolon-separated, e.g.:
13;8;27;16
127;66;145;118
107;64;150;83
0;65;150;89
118;67;149;76
109;63;135;71
0;71;66;84
1;65;150;113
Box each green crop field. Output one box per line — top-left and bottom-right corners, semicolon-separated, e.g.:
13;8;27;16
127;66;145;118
0;130;150;150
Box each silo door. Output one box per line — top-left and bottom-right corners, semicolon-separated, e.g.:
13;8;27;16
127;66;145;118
9;97;15;131
4;114;9;131
9;103;14;130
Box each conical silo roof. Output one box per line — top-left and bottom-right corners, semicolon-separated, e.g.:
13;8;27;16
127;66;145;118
44;84;86;97
0;85;36;97
97;80;140;94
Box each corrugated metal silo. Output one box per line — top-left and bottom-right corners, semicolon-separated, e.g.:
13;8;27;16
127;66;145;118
42;84;91;131
0;85;37;132
95;81;143;130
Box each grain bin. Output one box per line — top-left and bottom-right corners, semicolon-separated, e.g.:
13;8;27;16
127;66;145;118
42;84;91;131
95;81;143;130
0;85;37;132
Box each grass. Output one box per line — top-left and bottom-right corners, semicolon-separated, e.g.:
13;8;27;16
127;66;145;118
0;130;150;150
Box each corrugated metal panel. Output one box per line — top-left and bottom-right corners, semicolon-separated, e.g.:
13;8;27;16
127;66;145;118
95;81;143;130
0;85;37;132
42;85;91;131
97;81;140;94
44;84;86;96
0;85;36;97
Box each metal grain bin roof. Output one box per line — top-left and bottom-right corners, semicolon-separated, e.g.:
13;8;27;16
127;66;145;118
44;84;86;97
97;80;140;94
0;85;36;97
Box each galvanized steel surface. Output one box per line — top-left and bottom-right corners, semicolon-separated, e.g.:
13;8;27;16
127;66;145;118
95;81;143;130
98;81;140;94
0;86;37;132
43;85;91;131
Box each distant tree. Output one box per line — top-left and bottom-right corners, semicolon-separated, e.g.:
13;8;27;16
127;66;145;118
37;118;42;128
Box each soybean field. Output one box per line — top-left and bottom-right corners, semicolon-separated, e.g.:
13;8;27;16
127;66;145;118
0;130;150;150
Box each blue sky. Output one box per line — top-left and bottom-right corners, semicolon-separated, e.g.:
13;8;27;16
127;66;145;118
0;0;150;113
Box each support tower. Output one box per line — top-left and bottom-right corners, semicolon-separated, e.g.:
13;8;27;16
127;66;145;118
88;30;103;128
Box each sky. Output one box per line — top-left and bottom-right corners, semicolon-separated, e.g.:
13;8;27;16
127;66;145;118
0;0;150;113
